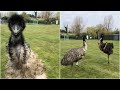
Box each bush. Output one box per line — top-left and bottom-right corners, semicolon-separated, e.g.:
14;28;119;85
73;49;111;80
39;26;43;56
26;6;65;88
27;19;58;25
1;16;8;20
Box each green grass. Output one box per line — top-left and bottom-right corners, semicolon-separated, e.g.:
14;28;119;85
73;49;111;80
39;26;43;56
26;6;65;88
1;24;119;79
60;39;119;78
1;24;60;78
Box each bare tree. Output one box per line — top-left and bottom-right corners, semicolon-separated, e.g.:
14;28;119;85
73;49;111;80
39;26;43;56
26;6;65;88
103;15;113;31
71;16;85;36
40;11;54;24
55;12;60;20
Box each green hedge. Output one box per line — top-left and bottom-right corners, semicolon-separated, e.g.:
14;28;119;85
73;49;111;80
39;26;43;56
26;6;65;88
27;20;57;24
60;35;83;40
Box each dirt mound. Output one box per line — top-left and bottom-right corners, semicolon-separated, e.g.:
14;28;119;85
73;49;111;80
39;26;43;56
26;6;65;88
5;50;47;79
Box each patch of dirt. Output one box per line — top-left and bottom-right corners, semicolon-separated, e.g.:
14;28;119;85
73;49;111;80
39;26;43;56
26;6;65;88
5;50;47;79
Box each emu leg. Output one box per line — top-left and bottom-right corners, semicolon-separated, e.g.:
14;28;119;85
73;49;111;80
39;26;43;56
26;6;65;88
108;55;109;64
71;65;73;77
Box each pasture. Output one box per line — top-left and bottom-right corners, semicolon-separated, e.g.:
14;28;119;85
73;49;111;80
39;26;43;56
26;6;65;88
60;39;119;78
1;24;59;78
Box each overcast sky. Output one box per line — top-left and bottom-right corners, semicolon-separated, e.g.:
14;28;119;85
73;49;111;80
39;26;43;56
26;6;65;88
60;11;120;31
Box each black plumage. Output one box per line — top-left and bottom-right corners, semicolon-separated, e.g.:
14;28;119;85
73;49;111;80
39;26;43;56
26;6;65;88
5;14;47;79
6;14;31;69
61;36;87;66
98;34;114;64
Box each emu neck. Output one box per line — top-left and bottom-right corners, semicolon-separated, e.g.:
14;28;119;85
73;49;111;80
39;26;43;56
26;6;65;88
83;41;87;50
10;33;25;46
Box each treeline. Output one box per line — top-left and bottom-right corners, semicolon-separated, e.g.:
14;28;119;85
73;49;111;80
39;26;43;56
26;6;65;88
61;15;119;39
1;11;60;24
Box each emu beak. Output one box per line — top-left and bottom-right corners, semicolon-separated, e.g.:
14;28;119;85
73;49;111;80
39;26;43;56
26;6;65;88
99;38;102;41
12;25;20;35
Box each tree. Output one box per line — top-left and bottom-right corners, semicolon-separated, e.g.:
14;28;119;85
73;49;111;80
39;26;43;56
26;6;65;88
103;15;113;31
95;24;105;35
8;12;17;17
55;12;60;20
0;13;1;18
86;26;97;39
113;28;119;34
21;12;30;22
40;11;54;24
71;16;85;36
1;16;8;20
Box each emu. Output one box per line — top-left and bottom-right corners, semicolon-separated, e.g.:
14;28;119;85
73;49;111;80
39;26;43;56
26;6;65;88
7;14;30;69
98;34;114;64
6;14;46;79
7;14;29;69
61;36;87;66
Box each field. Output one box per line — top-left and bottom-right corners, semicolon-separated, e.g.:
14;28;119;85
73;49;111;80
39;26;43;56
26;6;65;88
1;24;119;79
1;24;59;78
60;39;119;78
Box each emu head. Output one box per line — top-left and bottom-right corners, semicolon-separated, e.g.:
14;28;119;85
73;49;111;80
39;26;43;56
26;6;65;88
98;34;104;46
99;34;104;42
8;14;26;36
83;35;86;41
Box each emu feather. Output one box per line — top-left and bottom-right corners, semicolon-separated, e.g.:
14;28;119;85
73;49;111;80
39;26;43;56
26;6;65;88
61;36;87;66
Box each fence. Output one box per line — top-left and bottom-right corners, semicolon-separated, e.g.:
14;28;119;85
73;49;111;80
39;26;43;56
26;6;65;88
61;34;120;40
0;19;59;25
102;34;119;40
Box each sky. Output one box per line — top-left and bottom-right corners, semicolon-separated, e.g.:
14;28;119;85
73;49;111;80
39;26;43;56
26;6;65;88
60;11;120;31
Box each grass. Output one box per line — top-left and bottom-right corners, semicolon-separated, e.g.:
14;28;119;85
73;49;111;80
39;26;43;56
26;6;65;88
60;39;119;78
1;24;60;78
1;24;119;79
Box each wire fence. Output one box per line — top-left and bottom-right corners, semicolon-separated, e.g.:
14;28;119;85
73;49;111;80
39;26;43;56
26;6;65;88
60;34;120;40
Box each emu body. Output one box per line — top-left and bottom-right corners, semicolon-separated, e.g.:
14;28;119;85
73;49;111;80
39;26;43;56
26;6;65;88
61;47;86;66
6;14;46;78
98;34;114;64
7;14;30;69
61;36;87;66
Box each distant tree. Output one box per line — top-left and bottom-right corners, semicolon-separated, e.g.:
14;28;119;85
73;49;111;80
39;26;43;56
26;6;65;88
27;14;34;18
103;15;113;31
21;12;30;22
95;24;105;35
1;16;8;20
113;28;119;34
8;11;17;17
86;26;97;39
71;16;85;36
96;23;112;35
40;11;54;24
55;12;60;20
